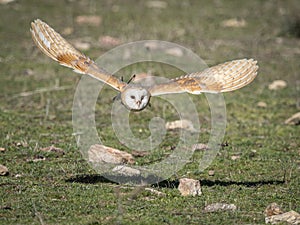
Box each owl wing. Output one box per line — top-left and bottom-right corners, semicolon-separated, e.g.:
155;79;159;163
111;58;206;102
30;19;126;91
149;59;258;96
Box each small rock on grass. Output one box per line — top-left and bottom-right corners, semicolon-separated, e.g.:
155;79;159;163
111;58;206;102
166;119;196;132
285;112;300;125
265;203;300;224
178;178;201;196
268;80;287;90
75;15;102;26
88;144;134;164
192;143;209;151
0;147;5;152
0;164;9;176
203;203;237;213
257;101;267;108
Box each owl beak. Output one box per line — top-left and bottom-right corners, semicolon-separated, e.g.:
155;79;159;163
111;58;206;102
136;100;141;107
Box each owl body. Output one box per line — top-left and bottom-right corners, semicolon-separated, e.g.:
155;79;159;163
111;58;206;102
30;19;259;111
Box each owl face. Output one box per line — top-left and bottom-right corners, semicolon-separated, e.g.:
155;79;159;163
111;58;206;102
120;86;150;111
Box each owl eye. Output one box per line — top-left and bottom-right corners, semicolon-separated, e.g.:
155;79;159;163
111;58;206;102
141;96;144;100
130;95;135;99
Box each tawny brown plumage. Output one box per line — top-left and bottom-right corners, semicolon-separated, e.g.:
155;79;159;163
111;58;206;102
30;19;259;111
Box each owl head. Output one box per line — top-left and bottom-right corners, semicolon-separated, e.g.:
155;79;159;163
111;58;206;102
120;86;151;111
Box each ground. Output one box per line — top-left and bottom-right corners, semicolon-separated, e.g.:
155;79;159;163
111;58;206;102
0;0;299;224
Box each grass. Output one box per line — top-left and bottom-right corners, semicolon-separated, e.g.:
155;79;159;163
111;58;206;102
0;0;299;224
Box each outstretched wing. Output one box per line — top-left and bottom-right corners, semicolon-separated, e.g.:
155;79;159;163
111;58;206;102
149;59;258;96
30;19;126;91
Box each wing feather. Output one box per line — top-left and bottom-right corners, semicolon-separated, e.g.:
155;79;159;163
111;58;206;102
149;59;258;96
30;19;126;91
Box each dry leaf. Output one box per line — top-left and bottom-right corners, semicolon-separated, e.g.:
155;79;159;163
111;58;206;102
178;178;202;196
268;80;287;90
204;203;237;212
88;144;134;164
75;15;102;26
40;145;65;155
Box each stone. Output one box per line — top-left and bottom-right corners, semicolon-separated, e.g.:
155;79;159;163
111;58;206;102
268;80;287;90
265;211;300;224
204;203;237;213
285;112;300;125
166;119;196;132
265;203;284;216
112;165;140;176
75;15;102;26
88;144;134;164
257;101;267;108
0;164;9;176
178;178;201;196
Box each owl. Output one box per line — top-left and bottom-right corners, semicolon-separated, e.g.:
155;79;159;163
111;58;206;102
30;19;259;111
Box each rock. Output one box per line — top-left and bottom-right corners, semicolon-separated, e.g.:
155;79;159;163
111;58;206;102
40;145;65;156
268;80;287;90
0;164;9;176
62;27;74;35
165;47;183;57
112;165;140;176
208;170;215;176
178;178;202;196
192;143;209;151
73;40;91;51
221;18;247;28
75;15;102;26
131;150;150;157
0;147;5;152
99;36;121;47
88;144;134;164
265;210;300;224
146;1;167;9
257;101;267;108
285;112;300;125
231;155;240;160
166;119;196;132
203;203;237;213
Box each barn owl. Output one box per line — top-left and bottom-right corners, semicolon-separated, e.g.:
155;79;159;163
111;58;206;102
30;19;259;111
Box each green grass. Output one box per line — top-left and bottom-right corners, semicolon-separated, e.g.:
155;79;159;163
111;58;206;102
0;0;299;224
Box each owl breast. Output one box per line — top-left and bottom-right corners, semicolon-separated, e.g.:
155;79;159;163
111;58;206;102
120;86;151;111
